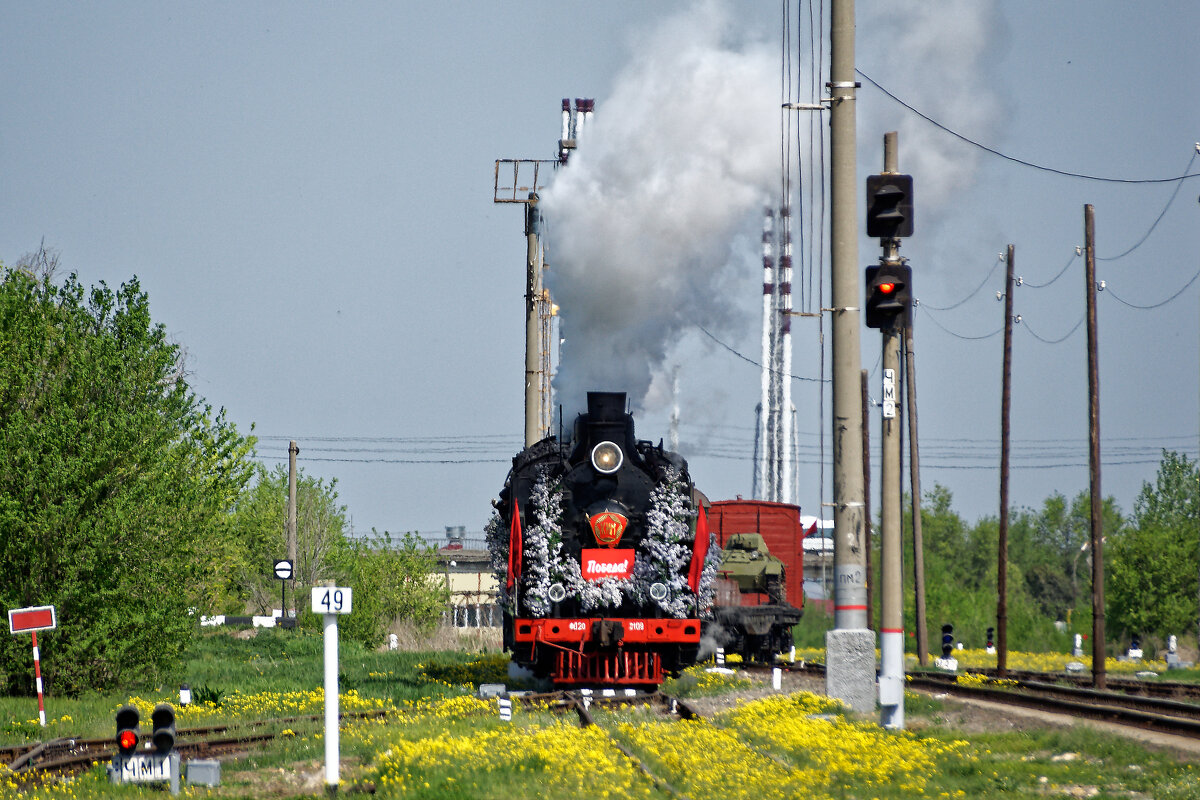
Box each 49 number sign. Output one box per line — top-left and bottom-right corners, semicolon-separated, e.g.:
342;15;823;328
311;587;353;615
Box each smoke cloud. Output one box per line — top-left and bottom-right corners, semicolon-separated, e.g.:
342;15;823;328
858;1;1004;212
541;1;778;419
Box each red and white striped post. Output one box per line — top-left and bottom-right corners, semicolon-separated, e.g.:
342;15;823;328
8;605;57;727
31;630;46;726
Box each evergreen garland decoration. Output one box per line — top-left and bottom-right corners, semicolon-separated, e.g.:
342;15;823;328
632;469;697;617
489;464;722;619
515;466;565;617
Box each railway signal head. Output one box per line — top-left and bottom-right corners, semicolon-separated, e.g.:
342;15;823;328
151;703;176;753
986;627;995;649
115;705;140;755
865;173;914;238
941;624;954;659
865;263;912;329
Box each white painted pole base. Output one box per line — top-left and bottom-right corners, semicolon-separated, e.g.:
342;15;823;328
879;630;905;729
323;613;339;789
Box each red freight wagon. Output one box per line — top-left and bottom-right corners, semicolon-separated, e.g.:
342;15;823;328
708;499;806;610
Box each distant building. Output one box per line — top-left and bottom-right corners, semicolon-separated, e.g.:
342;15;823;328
421;527;500;628
800;515;834;602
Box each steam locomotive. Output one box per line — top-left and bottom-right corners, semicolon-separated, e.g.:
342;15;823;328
487;391;720;685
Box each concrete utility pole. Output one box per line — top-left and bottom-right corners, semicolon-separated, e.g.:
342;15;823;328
825;0;874;713
1085;205;1106;690
288;441;299;617
878;132;904;729
998;245;1015;678
525;195;545;448
861;369;873;632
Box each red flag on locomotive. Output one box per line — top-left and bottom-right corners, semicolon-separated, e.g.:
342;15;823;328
507;498;523;590
687;504;710;592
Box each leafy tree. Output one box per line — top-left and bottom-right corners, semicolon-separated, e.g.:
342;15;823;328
1108;451;1200;641
227;465;351;614
0;268;254;694
331;532;449;649
229;467;448;648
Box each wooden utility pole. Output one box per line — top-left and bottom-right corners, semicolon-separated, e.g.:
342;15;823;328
1085;205;1106;690
998;245;1015;678
904;330;928;666
288;440;299;618
861;370;873;631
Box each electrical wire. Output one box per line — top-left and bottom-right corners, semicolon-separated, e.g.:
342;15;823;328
1099;150;1198;261
1020;314;1085;345
1021;251;1079;289
918;304;1004;340
857;70;1200;185
920;255;1003;311
1103;264;1200;310
695;323;827;382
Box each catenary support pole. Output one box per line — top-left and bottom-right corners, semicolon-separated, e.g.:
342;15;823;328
1085;205;1106;690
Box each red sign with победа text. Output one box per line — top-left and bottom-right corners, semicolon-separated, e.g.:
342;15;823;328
581;549;635;581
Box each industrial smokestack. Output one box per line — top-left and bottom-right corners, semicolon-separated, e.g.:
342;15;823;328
756;207;775;500
779;206;794;504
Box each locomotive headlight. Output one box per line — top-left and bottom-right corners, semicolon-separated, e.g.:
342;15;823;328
591;441;623;474
548;583;567;603
649;582;669;602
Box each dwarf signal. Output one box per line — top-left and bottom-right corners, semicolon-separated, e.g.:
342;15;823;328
115;705;140;755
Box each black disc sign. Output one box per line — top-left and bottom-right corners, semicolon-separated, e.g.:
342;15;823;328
273;559;294;581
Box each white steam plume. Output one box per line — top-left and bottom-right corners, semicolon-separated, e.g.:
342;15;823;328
541;1;777;419
859;1;1004;212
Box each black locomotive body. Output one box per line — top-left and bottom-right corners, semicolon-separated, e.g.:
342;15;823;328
488;391;720;685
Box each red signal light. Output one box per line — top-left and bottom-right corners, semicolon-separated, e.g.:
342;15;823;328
119;729;139;751
878;281;897;294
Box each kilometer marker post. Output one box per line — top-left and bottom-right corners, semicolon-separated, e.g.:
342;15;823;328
312;586;352;791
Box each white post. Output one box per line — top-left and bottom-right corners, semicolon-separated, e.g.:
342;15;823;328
324;611;339;789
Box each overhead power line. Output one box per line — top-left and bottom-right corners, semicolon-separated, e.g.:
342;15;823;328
695;324;828;383
918;304;1003;340
1104;264;1200;310
1099;150;1198;260
857;70;1200;185
1022;251;1079;289
1021;314;1085;345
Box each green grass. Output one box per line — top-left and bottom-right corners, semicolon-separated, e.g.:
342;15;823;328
3;630;1200;799
0;627;500;745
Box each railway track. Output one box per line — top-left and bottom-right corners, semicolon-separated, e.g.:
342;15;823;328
5;708;392;780
745;659;1200;740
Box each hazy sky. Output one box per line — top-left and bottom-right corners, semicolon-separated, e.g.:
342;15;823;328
3;2;1197;537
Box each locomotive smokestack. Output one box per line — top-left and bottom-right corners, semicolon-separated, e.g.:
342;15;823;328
587;391;627;422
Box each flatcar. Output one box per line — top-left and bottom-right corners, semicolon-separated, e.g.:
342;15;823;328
705;499;806;662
